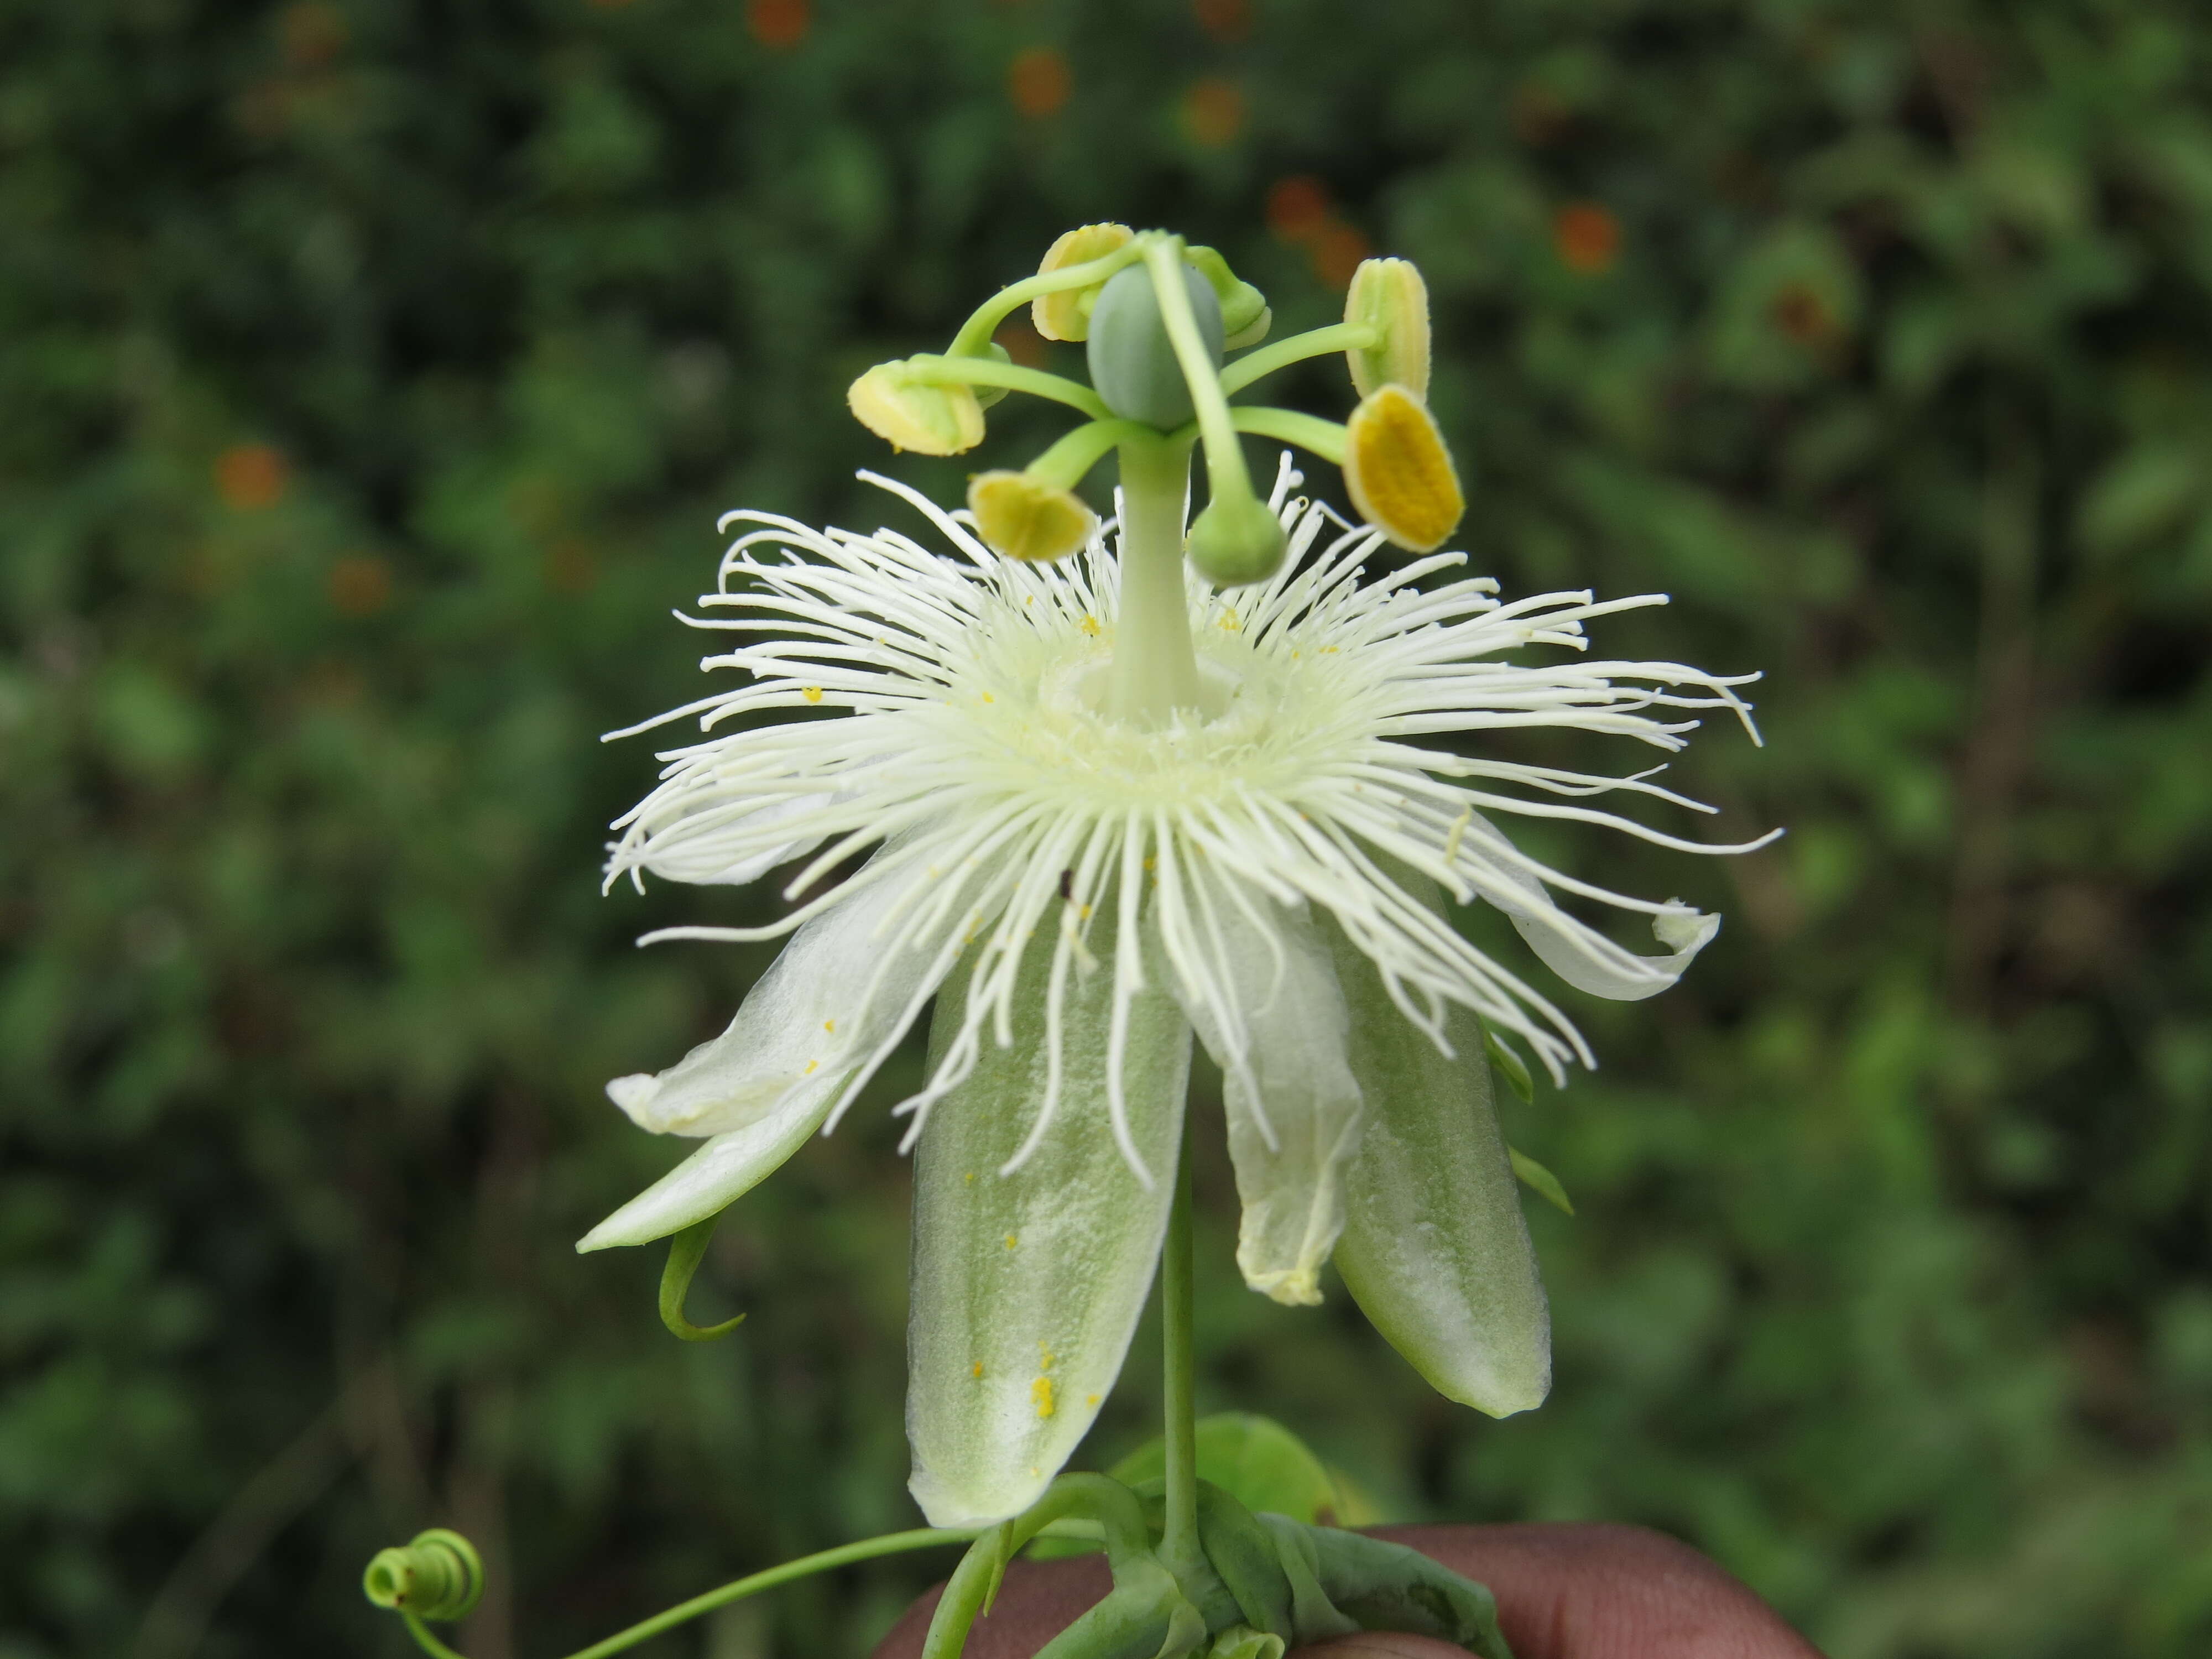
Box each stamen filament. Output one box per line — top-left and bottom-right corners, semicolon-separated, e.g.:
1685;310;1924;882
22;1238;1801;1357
908;355;1111;420
945;242;1150;359
1219;320;1379;397
1230;406;1348;466
1027;418;1157;491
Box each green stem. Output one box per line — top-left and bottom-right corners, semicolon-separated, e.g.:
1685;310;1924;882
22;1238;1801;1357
946;242;1148;358
1141;239;1255;512
395;1529;982;1659
1219;321;1378;398
908;356;1110;420
1157;1108;1202;1589
1105;434;1203;725
1229;406;1348;466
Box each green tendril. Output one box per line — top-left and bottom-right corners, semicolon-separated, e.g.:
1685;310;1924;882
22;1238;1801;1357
659;1214;744;1343
1218;321;1379;398
1228;407;1348;467
907;354;1112;420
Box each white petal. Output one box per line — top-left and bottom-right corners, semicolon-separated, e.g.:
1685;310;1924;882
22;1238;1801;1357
605;852;946;1138
576;1074;845;1251
1471;815;1719;1001
1172;894;1365;1308
906;900;1192;1527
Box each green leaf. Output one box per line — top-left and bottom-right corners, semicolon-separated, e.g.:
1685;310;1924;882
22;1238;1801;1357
1484;1032;1533;1105
1507;1148;1574;1216
905;894;1193;1527
1107;1413;1344;1526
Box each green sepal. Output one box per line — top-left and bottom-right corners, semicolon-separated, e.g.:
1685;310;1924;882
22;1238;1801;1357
658;1212;746;1341
1107;1414;1343;1528
1300;1527;1513;1659
906;894;1194;1526
1507;1147;1574;1216
1321;864;1551;1417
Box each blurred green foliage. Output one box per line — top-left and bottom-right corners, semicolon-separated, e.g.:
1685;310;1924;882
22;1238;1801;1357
4;2;2209;1656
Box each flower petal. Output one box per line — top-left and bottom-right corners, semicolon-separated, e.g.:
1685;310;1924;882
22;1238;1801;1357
603;855;952;1139
1323;874;1550;1417
638;790;834;887
1172;895;1365;1308
578;854;980;1250
1469;812;1720;1001
906;904;1192;1527
575;1079;843;1252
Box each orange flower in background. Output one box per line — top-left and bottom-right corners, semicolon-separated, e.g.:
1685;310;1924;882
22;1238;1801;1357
215;444;286;510
1008;48;1071;118
1193;0;1252;44
1553;202;1621;275
1182;78;1244;148
747;0;808;49
1308;222;1371;288
1265;176;1370;288
327;554;392;617
1265;175;1329;240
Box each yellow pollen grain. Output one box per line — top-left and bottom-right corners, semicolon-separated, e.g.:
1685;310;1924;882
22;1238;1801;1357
801;686;822;704
1086;1394;1099;1406
823;1019;836;1034
1032;1376;1055;1418
1218;606;1240;632
981;692;995;703
1038;1342;1056;1371
972;1361;984;1379
1080;614;1101;637
1004;1233;1019;1250
965;1170;976;1184
803;1059;818;1074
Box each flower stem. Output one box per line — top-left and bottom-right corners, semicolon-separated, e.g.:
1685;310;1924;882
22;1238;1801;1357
1157;1106;1202;1587
1106;433;1202;725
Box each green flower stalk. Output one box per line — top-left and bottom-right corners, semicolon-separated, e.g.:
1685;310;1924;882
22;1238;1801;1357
578;228;1778;1531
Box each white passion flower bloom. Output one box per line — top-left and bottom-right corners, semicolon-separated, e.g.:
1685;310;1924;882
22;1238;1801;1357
578;453;1772;1526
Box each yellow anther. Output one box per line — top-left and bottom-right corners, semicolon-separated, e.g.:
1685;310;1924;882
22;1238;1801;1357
1031;223;1134;341
1344;257;1432;400
847;360;985;455
1032;1375;1056;1418
801;686;822;704
967;469;1098;564
1343;384;1464;552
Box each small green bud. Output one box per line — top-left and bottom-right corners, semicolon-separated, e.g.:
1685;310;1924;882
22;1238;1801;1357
363;1530;484;1622
1344;257;1432;400
1186;492;1287;587
1032;223;1135;342
1087;264;1223;431
1185;244;1270;346
968;469;1099;563
848;360;985;456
